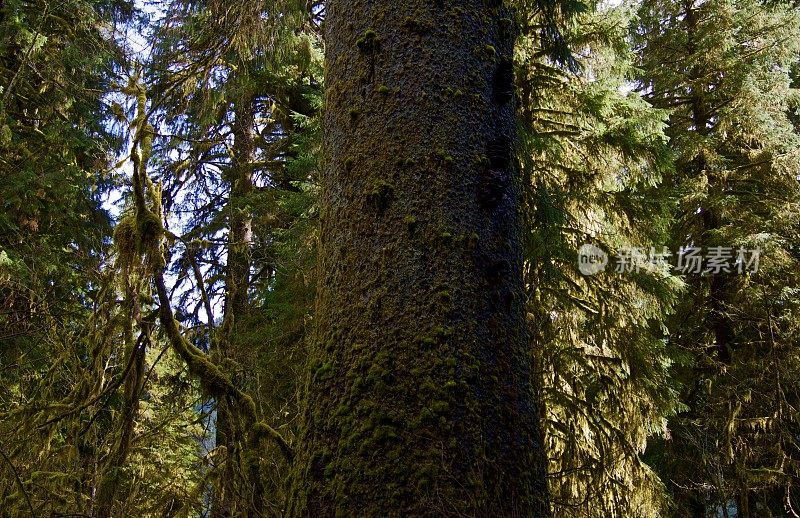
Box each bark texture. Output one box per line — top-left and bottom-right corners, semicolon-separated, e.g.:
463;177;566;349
288;1;548;515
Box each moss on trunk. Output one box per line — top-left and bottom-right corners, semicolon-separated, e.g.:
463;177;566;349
288;1;549;515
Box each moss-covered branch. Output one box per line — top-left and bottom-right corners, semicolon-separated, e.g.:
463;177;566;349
154;266;293;462
121;76;293;465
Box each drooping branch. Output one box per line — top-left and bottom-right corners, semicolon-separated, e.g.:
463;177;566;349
153;271;293;461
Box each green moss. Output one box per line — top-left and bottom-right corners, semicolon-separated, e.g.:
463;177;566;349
137;210;162;240
372;425;399;443
315;361;333;380
431;400;449;414
417;408;436;426
394;156;416;170
403;17;432;34
365;369;379;385
419;336;436;348
435;148;454;163
374;349;391;365
348;107;360;119
367;179;394;197
420;378;437;394
444;87;465;99
376;84;390;95
356;29;379;52
404;215;418;230
432;326;452;340
440;231;452;240
366;180;395;214
475;44;497;59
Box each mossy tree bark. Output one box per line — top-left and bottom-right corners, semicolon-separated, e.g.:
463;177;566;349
288;1;549;515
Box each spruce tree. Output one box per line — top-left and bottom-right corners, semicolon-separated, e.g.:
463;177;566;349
287;1;550;515
635;0;800;513
516;1;682;514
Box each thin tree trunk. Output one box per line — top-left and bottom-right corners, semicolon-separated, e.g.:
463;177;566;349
288;1;549;515
213;96;257;517
95;282;147;518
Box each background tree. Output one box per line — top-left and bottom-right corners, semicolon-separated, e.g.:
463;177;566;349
635;0;800;513
0;2;206;515
146;0;322;513
516;0;683;514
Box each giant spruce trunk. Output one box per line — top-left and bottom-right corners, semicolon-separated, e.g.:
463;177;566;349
288;1;548;515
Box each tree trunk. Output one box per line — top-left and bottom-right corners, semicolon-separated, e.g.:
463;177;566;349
95;283;147;518
213;95;257;517
288;1;549;515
